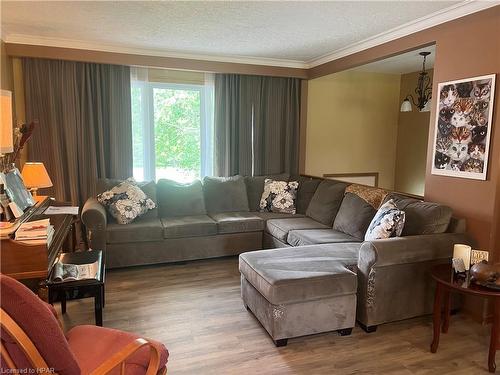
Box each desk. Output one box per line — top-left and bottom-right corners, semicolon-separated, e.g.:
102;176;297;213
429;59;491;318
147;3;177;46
0;198;76;297
430;264;500;372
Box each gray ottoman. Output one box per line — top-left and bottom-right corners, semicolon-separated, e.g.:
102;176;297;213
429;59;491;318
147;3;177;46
239;244;359;347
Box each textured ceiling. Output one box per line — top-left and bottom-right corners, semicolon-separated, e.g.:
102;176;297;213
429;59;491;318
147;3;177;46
1;1;459;64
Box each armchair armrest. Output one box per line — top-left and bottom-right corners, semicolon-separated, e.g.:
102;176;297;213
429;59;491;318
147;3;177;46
358;232;473;271
81;198;107;251
89;338;162;375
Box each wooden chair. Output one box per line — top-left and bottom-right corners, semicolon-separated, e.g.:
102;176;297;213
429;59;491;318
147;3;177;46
0;274;168;374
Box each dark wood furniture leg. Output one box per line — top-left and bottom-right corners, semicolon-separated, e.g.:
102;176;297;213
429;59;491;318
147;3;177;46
442;289;451;334
489;298;499;373
431;282;443;353
95;286;103;326
338;328;353;336
358;322;377;333
274;339;288;347
61;292;67;314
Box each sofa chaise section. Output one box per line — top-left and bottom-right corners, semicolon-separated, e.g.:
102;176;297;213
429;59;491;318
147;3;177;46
239;244;360;346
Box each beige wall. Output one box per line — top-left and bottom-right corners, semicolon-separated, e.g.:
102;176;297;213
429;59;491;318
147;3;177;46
305;70;401;189
394;70;433;196
1;40;14;91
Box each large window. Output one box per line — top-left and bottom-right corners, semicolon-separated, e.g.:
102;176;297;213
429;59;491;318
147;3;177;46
131;79;214;182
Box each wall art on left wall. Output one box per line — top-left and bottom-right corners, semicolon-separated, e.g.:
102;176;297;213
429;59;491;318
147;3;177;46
431;74;496;180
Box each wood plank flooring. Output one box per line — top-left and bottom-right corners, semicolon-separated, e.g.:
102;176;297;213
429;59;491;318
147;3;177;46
57;257;495;374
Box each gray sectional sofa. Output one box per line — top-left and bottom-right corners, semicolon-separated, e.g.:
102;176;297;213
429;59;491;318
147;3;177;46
82;174;471;341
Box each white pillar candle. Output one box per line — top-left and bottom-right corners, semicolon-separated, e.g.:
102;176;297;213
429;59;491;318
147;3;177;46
453;244;472;270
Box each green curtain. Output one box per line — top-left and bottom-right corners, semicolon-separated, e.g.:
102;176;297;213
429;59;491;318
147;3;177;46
22;58;132;207
214;74;300;177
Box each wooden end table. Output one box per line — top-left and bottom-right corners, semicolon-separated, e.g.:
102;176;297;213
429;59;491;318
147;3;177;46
430;264;500;372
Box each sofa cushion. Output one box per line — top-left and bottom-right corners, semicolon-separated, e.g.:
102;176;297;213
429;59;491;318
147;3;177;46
265;217;329;242
259;179;298;214
209;212;264;234
254;212;304;221
137;181;158;220
245;174;289;211
333;193;377;240
306;180;349;226
157;179;206;217
161;215;217;239
385;193;453;235
106;218;164;244
203;176;249;213
293;175;322;214
287;229;362;247
239;244;359;304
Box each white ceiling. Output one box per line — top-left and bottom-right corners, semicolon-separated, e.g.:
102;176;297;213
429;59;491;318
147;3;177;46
0;1;494;68
351;45;436;74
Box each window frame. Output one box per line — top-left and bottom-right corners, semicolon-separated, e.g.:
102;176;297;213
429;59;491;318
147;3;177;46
132;80;212;182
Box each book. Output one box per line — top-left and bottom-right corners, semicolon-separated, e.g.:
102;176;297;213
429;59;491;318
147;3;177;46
15;219;50;240
52;259;99;283
15;225;55;246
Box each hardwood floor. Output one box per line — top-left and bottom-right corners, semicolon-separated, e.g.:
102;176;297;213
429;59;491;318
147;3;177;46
57;257;495;374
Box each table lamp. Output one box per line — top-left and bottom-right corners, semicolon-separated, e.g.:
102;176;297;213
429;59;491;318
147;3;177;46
1;90;13;155
21;162;53;196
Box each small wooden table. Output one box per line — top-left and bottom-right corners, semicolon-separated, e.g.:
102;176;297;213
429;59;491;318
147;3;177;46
430;264;500;373
47;250;105;326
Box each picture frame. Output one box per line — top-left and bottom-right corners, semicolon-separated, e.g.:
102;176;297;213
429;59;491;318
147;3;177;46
431;74;496;180
0;168;36;212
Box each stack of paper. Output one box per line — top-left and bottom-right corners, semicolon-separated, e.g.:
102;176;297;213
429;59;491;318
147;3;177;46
15;219;55;245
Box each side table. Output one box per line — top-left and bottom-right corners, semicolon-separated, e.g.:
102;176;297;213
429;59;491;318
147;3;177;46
430;264;500;373
47;250;105;326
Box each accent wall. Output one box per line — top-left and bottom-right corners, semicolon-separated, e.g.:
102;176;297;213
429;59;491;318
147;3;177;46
394;69;433;196
305;70;401;189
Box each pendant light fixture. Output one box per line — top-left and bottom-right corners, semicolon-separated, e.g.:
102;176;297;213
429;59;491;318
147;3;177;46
400;51;432;112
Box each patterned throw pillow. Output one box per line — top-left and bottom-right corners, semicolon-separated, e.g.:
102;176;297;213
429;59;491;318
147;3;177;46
364;199;405;241
259;179;299;214
97;178;156;224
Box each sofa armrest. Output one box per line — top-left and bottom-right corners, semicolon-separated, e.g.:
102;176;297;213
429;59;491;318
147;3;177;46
356;233;473;327
81;198;107;251
358;232;473;271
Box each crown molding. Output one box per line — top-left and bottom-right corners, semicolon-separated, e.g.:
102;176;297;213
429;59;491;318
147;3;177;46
3;34;308;69
306;1;499;68
3;1;498;70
